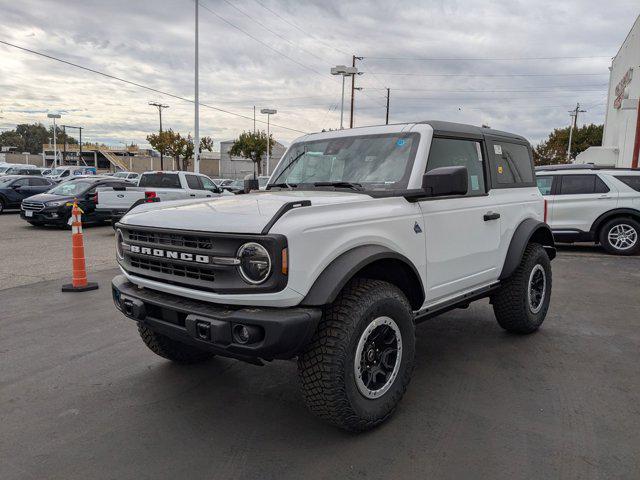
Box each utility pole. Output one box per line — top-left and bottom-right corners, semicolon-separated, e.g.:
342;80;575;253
567;102;586;162
149;102;169;170
349;55;363;128
47;113;61;168
385;88;390;125
63;125;67;164
194;0;200;173
253;106;256;133
261;108;277;175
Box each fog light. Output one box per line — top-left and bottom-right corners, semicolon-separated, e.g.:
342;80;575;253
232;324;264;345
233;324;251;344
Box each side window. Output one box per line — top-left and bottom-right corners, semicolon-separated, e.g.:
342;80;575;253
558;175;609;195
185;174;203;190
28;178;46;186
200;176;218;190
13;179;29;187
536;176;554;195
614;175;640;192
426;138;485;196
488;141;535;187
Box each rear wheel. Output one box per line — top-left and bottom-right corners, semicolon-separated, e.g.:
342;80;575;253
0;198;5;213
492;243;551;334
298;279;415;432
138;324;215;364
599;218;640;255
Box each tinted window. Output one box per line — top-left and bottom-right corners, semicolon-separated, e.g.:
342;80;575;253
615;175;640;192
536;176;554;195
489;142;534;187
138;173;181;189
13;178;29;187
185;175;202;189
29;178;49;186
559;175;609;195
426;138;485;196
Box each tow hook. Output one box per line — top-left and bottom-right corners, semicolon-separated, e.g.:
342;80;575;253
196;321;211;341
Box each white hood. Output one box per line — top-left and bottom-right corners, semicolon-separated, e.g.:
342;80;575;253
120;190;370;233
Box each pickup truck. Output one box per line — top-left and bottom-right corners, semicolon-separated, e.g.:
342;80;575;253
96;171;229;224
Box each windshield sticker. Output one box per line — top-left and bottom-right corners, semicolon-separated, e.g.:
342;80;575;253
494;144;502;155
498;166;504;174
396;139;406;147
470;175;480;191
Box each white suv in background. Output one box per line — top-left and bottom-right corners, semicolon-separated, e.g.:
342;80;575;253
536;165;640;255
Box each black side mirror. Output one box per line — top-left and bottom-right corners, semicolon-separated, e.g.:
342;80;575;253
422;166;468;197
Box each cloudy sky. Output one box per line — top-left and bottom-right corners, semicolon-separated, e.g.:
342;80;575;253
0;0;638;149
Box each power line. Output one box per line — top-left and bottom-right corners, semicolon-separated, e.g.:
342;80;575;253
362;55;612;61
367;72;608;78
220;0;324;61
253;0;351;56
0;39;307;134
199;1;329;79
365;87;607;93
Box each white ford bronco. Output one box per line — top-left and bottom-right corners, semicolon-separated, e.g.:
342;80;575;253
112;121;556;431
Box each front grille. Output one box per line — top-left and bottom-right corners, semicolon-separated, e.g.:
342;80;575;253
128;229;214;250
130;255;216;283
22;201;45;212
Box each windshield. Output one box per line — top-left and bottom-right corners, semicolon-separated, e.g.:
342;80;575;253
48;168;65;176
0;167;10;173
48;180;95;196
0;176;15;185
270;133;420;190
138;173;181;189
113;172;128;178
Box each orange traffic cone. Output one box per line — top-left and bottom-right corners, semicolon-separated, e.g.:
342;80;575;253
62;199;99;292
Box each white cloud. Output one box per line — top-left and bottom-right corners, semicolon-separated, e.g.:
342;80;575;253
0;0;637;148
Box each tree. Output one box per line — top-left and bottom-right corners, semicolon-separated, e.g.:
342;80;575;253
229;130;273;176
163;130;187;170
182;135;214;170
0;123;77;154
533;123;604;166
146;130;173;164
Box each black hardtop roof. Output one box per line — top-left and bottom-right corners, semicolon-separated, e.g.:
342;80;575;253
417;120;528;143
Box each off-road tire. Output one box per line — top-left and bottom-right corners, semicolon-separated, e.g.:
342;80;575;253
138;324;214;364
599;217;640;256
492;243;551;334
297;279;416;432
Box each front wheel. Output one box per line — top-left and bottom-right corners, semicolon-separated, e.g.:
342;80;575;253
599;218;640;255
492;243;552;334
297;279;415;432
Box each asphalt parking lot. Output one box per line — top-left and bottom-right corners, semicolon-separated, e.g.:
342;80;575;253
0;213;117;289
1;213;640;479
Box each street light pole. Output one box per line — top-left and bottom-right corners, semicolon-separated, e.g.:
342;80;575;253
194;0;200;173
385;88;390;125
47;113;61;168
260;108;277;175
331;65;358;130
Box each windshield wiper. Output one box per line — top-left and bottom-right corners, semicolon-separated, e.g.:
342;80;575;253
268;182;298;189
269;148;307;187
312;181;364;191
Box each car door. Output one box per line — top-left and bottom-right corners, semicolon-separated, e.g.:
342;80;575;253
199;175;221;197
419;136;502;303
8;178;31;207
549;174;618;233
184;174;211;198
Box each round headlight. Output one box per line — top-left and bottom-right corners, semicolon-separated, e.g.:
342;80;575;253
115;229;125;260
237;242;271;284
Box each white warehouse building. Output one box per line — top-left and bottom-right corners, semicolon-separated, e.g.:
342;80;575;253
577;15;640;168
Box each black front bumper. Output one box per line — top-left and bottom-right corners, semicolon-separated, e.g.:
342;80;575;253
111;275;322;363
20;208;67;225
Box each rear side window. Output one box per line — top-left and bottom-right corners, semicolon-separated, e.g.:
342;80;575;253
185;174;203;190
488;141;534;187
558;175;609;195
426;138;485;196
29;178;49;186
536;176;554;195
138;173;181;189
615;175;640;192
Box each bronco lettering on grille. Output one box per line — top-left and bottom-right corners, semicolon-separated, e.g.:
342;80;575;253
129;244;210;264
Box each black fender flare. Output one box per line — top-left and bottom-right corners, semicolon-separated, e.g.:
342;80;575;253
300;245;424;308
590;208;640;235
500;219;556;280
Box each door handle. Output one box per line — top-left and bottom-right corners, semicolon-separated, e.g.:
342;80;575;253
483;212;500;221
189;194;196;197
598;195;611;199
